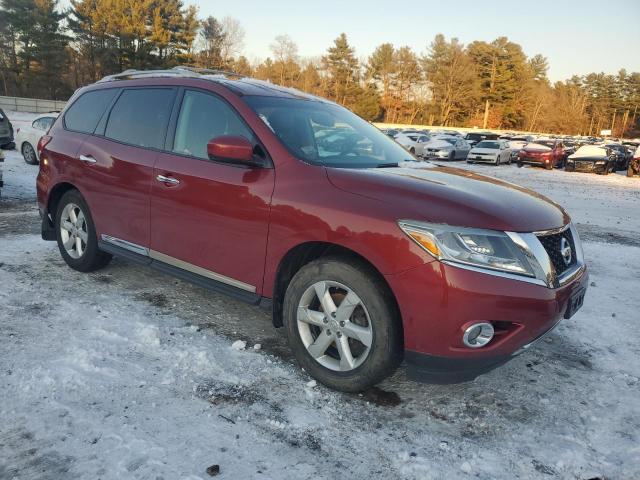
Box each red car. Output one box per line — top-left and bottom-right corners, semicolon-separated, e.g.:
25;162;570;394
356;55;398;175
36;68;588;391
517;139;566;169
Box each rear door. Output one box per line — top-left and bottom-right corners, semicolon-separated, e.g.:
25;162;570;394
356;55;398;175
149;88;275;294
77;87;176;250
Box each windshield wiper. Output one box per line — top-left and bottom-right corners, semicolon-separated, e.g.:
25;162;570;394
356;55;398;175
375;162;399;168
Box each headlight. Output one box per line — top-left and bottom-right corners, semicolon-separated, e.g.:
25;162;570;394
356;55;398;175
398;221;538;277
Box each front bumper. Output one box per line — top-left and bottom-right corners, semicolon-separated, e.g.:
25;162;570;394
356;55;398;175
385;259;589;383
468;155;497;163
566;161;607;173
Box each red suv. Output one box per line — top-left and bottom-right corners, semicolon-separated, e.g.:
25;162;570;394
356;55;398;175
37;68;588;391
517;139;566;169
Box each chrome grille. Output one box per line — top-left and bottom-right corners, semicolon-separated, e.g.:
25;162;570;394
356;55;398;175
537;229;577;276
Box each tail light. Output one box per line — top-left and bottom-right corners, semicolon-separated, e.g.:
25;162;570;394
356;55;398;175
37;135;52;158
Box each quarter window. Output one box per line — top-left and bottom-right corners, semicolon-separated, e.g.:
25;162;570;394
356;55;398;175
104;88;175;149
173;90;253;159
64;89;118;134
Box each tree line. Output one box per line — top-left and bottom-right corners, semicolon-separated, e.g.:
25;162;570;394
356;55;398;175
1;0;639;136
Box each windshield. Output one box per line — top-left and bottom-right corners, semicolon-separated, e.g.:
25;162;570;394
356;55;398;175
475;141;500;149
535;140;556;148
245;96;413;168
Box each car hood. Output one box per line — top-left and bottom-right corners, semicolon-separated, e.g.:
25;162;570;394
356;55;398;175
423;140;453;149
523;143;552;152
326;162;569;232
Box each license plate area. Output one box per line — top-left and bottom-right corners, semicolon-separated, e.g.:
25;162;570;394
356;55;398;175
565;288;585;319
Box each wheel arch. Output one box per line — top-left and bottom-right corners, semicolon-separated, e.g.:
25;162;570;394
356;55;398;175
47;181;81;218
270;241;403;338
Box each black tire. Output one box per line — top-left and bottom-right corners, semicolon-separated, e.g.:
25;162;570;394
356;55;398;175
409;147;415;154
517;162;523;168
22;142;38;165
449;151;455;161
283;256;402;392
55;190;112;272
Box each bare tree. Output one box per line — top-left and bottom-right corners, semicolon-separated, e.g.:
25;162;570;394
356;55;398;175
219;17;245;67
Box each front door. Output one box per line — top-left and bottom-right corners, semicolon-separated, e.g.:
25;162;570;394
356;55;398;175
150;89;275;294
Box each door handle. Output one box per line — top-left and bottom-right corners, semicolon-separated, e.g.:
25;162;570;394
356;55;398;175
156;174;180;185
79;154;96;164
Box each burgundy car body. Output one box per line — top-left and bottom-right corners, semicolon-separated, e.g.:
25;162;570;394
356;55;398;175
518;140;565;168
37;72;588;383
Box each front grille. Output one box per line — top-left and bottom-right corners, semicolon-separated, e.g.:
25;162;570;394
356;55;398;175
537;228;577;276
575;161;595;171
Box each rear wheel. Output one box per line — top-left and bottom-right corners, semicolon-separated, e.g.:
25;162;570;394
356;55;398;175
55;190;112;272
22;142;38;165
283;256;402;392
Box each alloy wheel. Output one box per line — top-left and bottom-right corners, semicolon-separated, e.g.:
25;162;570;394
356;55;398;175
297;280;373;372
60;203;88;259
23;143;36;164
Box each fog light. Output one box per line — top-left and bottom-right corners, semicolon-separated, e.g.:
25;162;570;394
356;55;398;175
463;322;494;348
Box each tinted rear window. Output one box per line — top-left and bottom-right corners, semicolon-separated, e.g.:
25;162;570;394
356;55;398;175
105;88;175;149
64;89;118;134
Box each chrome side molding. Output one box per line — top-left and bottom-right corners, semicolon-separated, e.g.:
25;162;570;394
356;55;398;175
101;234;149;256
100;234;255;293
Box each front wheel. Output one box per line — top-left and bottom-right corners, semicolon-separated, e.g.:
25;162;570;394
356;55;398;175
55;190;112;272
283;257;402;392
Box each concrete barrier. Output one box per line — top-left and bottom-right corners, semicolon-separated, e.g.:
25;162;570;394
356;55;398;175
0;95;67;113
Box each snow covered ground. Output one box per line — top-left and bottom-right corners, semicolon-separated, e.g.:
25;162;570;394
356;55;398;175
1;115;640;479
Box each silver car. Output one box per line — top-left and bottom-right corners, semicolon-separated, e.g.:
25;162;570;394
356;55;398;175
421;136;471;160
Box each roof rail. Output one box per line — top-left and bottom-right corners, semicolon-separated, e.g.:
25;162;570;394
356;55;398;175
174;66;244;78
96;66;244;83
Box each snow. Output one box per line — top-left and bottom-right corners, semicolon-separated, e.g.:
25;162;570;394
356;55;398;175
1;123;640;479
570;145;609;158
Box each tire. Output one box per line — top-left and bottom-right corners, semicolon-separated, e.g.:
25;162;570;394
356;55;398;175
22;142;38;165
545;163;552;170
409;147;415;154
283;256;402;392
55;190;112;272
517;162;523;168
448;151;455;161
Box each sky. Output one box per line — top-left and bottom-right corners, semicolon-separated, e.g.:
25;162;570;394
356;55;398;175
189;0;640;82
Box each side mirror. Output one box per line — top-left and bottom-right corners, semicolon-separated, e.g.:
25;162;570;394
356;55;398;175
207;136;256;165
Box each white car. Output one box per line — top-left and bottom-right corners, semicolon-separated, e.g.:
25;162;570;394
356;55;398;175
394;133;430;156
421;136;471;160
467;140;512;165
15;113;58;165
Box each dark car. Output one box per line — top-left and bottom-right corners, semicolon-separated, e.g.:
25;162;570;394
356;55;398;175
566;145;617;174
604;143;629;171
517;139;565;169
36;67;588;391
464;131;499;147
0;108;15;150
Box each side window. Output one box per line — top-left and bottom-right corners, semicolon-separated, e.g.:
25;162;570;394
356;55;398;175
32;119;43;130
104;88;175;149
173;90;253;159
64;89;118;134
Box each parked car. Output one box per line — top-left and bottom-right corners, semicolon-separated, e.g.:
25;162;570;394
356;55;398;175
517;139;565;169
37;68;588;391
395;132;430;155
0;108;15;150
628;145;640;177
464;131;499;147
467;140;512;165
565;145;616;175
0;148;4;191
421;136;471;160
603;143;629;171
15;112;59;165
